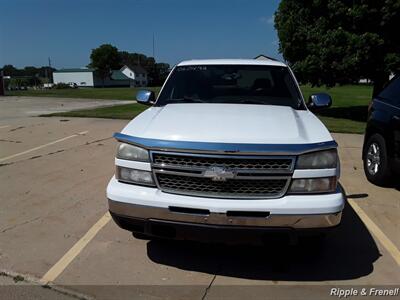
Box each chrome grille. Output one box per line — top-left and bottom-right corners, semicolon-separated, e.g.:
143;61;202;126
151;151;294;199
152;153;293;171
157;173;289;198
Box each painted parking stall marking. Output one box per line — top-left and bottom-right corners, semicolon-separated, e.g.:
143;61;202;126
0;131;89;163
40;212;112;284
348;199;400;266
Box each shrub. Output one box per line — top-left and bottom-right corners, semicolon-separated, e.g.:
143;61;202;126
53;83;72;89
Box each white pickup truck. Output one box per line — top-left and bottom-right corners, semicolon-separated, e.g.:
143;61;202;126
107;59;344;243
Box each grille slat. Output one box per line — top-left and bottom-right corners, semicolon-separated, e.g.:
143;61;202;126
151;152;294;199
157;173;288;198
153;153;293;171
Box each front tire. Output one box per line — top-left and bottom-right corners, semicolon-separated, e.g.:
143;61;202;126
363;133;392;186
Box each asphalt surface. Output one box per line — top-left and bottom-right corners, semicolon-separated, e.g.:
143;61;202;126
0;97;399;300
0;96;134;120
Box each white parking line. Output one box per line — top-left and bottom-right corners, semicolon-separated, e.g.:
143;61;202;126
0;131;88;163
0;125;10;129
40;212;111;284
348;199;400;266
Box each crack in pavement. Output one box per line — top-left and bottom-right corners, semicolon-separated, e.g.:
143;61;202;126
8;126;25;132
47;149;65;155
201;274;217;300
29;155;42;160
1;217;41;233
0;137;113;167
84;137;113;145
0;269;93;300
0;162;12;167
0;139;22;143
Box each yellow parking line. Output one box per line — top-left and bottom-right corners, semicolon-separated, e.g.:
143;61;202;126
0;131;88;163
40;212;111;284
348;199;400;266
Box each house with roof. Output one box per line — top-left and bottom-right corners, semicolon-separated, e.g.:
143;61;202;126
254;54;278;61
120;65;148;87
53;65;148;87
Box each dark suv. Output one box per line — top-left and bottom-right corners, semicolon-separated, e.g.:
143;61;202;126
363;74;400;185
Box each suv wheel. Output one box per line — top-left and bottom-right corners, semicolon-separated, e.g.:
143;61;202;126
363;133;391;185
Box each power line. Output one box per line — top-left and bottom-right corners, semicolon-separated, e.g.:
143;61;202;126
152;33;155;59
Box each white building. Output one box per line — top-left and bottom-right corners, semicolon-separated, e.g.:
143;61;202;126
53;68;95;87
53;65;148;87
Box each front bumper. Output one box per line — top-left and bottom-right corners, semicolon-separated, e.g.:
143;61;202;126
108;199;342;229
107;176;344;233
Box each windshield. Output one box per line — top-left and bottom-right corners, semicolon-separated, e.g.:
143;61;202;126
156;65;304;109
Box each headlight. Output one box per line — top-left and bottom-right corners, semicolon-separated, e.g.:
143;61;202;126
296;149;337;169
117;166;155;186
288;177;337;194
117;143;149;161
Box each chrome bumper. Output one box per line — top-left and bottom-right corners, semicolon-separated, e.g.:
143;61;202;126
108;199;342;229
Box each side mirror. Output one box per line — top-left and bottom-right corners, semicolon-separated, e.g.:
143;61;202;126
136;90;155;105
307;93;332;110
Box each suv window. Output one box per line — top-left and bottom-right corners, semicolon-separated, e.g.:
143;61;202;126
156;65;304;109
378;75;400;106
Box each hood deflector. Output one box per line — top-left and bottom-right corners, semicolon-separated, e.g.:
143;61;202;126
114;133;337;155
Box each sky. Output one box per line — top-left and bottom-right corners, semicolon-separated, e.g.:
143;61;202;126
0;0;282;69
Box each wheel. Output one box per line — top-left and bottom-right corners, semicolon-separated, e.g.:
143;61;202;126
132;232;152;240
363;133;392;185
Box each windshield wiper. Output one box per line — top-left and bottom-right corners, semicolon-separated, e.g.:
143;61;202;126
168;96;204;103
237;99;266;105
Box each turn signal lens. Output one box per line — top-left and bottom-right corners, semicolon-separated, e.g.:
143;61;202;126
288;177;337;194
117;167;155;186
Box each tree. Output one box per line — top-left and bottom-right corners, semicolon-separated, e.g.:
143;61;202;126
89;44;121;86
23;66;39;77
150;62;170;86
119;51;148;67
275;0;400;96
2;65;20;76
118;51;170;86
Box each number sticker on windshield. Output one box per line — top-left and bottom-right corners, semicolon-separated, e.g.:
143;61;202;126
176;66;207;72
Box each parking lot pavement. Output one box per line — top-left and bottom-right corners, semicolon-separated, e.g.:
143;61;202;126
0;275;78;300
334;133;400;251
0;96;134;120
0;117;127;277
1;103;400;299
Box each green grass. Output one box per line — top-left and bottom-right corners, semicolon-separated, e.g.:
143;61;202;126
318;116;366;134
38;84;373;134
44;103;147;119
7;87;160;100
300;84;372;108
301;84;371;134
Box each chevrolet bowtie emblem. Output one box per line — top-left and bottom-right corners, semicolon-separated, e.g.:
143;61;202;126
203;166;236;182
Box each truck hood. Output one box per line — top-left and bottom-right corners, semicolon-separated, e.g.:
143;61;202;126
121;103;333;144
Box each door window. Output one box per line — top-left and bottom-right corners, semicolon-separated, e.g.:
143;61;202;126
379;75;400;107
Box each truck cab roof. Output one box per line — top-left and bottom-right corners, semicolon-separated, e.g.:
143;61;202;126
177;58;287;68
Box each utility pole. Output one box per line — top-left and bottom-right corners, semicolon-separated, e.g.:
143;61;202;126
152;33;156;86
0;70;4;96
152;33;155;59
48;57;52;83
